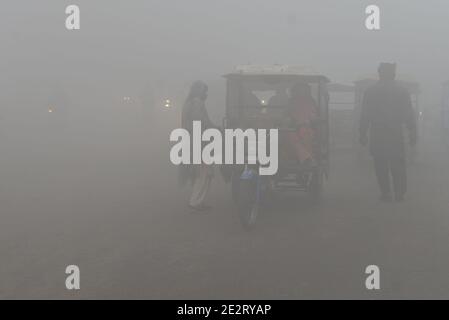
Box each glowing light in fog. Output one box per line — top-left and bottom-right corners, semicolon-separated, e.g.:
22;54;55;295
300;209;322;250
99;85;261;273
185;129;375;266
165;99;171;108
48;107;53;113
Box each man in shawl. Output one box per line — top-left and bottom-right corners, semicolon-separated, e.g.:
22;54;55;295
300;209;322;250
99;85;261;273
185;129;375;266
180;81;215;212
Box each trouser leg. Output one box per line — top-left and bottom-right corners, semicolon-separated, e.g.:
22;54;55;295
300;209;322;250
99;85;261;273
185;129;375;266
390;156;407;198
373;156;391;196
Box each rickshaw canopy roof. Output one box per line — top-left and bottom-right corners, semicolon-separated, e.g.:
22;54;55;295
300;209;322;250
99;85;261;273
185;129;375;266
224;65;330;83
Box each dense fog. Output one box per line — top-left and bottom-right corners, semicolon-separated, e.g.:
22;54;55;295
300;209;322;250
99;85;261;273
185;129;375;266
1;1;449;299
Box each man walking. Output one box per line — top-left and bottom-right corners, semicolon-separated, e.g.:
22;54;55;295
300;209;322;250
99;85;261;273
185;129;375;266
360;63;417;202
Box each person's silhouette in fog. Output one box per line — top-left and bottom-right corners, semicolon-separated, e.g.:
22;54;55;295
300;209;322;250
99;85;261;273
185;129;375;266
180;81;215;212
359;63;417;202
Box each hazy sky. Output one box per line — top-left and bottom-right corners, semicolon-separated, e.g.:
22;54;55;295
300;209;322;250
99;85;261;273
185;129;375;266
1;0;448;104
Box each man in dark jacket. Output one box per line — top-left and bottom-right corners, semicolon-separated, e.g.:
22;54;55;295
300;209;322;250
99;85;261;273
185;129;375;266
359;63;417;202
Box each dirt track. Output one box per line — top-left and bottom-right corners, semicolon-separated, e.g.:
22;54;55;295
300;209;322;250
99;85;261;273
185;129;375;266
1;106;449;299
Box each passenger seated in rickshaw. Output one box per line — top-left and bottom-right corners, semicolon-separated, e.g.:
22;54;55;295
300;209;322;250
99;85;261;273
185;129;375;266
281;82;318;167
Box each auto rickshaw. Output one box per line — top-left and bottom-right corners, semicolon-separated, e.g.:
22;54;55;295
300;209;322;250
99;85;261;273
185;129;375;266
222;65;330;229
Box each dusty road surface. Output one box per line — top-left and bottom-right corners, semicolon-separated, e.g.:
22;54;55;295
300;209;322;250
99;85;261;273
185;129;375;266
1;106;449;299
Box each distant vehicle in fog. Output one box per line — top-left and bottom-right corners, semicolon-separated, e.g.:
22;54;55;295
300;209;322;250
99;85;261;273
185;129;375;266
45;87;72;134
48;89;70;115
